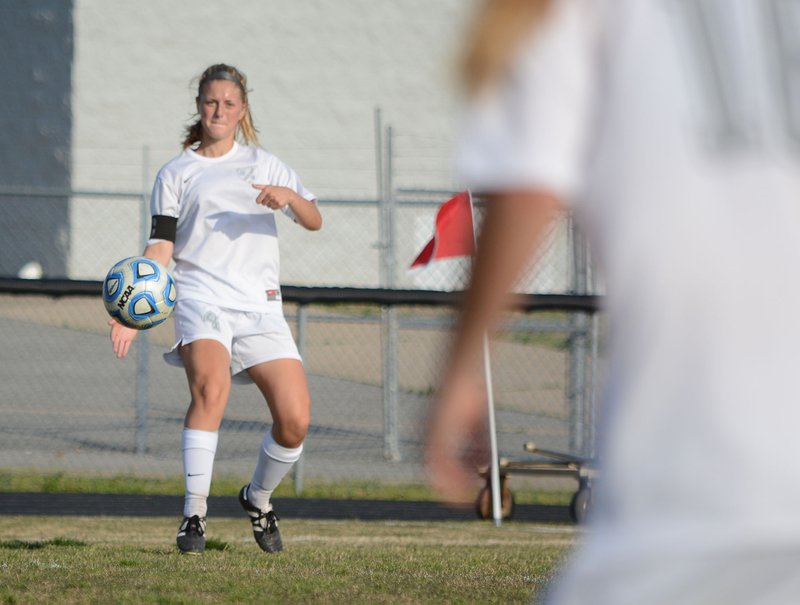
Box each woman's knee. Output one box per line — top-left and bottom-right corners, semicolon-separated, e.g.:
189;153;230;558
187;377;230;420
272;408;309;447
192;379;229;406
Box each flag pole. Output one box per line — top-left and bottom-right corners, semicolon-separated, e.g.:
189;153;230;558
467;191;503;527
483;333;503;527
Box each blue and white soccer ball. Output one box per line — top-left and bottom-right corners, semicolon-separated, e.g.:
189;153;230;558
103;256;177;329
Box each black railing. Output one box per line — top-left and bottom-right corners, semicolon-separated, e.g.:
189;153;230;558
0;278;600;312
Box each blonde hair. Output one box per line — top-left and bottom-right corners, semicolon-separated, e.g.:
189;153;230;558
182;63;259;149
461;0;553;95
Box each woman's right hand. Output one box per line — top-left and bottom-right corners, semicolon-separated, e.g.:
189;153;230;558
108;319;139;359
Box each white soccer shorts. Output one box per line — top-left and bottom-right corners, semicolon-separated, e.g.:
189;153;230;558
164;298;301;384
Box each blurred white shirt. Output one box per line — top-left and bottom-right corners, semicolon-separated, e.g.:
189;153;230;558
459;1;800;602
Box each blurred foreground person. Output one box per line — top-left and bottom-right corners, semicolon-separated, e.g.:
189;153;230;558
426;0;800;602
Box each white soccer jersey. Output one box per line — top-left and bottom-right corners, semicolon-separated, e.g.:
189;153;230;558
460;0;800;602
150;142;316;312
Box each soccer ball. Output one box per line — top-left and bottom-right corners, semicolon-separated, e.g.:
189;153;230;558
103;256;177;329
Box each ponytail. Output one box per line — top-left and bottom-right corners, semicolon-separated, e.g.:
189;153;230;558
461;0;553;95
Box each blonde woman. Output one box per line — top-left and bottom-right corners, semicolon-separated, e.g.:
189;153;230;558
428;1;800;602
110;64;321;554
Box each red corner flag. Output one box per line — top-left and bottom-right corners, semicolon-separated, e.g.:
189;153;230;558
410;191;474;268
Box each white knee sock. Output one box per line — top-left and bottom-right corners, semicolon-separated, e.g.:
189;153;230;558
182;428;218;518
248;431;303;511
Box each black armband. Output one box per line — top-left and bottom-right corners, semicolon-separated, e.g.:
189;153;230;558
150;215;177;242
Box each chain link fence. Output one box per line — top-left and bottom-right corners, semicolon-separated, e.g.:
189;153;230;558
0;131;602;494
0;295;599;490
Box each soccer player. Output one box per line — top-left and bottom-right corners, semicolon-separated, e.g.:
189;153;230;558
109;63;322;554
426;0;800;602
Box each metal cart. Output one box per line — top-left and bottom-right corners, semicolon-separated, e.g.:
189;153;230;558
475;442;597;523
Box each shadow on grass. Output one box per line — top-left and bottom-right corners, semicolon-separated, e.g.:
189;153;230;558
205;538;229;551
0;537;87;550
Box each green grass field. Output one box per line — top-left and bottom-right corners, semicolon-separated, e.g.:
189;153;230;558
0;472;579;602
0;516;577;604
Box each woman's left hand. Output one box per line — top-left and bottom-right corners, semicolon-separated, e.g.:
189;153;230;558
253;184;322;231
253;184;295;210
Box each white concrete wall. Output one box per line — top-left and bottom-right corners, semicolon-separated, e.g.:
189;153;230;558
68;0;479;282
67;1;576;292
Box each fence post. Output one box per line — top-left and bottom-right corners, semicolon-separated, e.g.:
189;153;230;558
375;108;389;286
588;312;600;457
376;119;401;461
135;145;151;454
382;306;401;461
382;125;395;287
293;303;308;493
568;217;590;456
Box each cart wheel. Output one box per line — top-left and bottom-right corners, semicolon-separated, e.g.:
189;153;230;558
475;479;515;520
569;485;591;524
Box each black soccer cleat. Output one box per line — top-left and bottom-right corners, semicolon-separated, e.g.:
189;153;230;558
176;514;206;554
238;484;283;553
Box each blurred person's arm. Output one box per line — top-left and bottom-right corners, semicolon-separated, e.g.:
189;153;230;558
426;0;595;503
426;190;562;504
